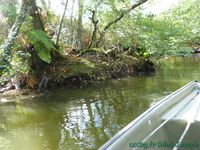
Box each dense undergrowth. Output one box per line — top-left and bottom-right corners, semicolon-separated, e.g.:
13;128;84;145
0;43;155;93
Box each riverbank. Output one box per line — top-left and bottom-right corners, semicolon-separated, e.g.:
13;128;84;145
0;47;155;94
47;54;155;86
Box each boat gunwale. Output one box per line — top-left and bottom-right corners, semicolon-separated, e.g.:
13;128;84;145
99;80;198;150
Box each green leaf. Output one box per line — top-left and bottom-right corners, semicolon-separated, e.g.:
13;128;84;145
27;30;55;63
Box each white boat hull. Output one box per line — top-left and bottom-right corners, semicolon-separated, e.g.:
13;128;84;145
99;81;200;150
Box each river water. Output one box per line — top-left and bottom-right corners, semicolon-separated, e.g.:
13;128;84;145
0;56;200;150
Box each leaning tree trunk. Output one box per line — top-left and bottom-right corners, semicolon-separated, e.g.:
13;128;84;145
95;0;148;47
0;0;28;74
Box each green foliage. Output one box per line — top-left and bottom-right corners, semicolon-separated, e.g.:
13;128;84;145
162;0;200;46
0;0;18;44
20;16;34;34
134;16;190;55
27;30;56;63
0;0;17;24
104;6;195;57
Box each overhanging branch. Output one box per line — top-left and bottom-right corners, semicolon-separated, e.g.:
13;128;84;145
96;0;148;47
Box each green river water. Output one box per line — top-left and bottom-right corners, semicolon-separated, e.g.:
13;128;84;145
1;56;200;150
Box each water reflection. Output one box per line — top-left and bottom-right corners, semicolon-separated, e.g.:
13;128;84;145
1;56;200;150
54;85;151;150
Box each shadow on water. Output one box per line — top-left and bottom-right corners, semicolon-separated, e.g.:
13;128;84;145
1;56;200;149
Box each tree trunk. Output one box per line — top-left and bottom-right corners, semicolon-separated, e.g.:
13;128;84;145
69;0;75;44
77;0;84;50
28;0;45;31
87;9;98;50
27;0;50;91
95;0;148;47
0;0;28;74
56;0;68;45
